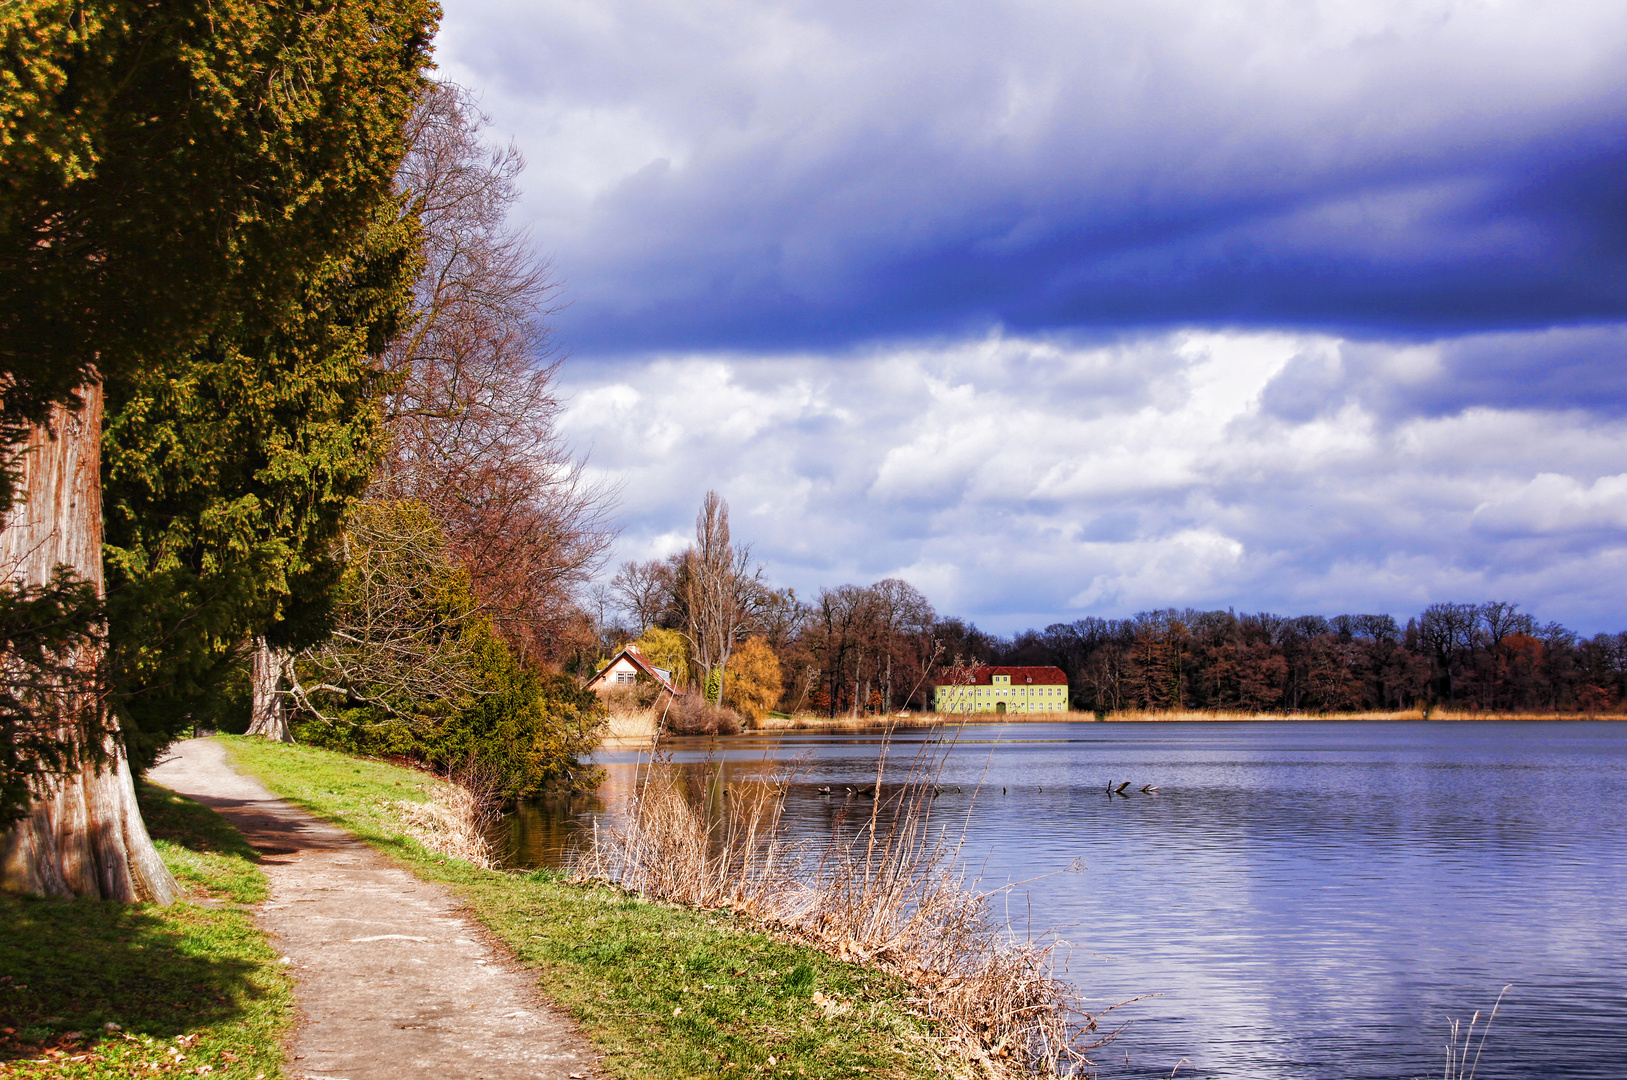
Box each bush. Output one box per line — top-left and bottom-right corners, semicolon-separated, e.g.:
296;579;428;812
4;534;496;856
600;676;662;712
664;693;741;736
722;636;782;724
293;623;606;797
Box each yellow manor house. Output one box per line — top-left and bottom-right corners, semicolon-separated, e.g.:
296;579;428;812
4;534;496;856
932;665;1070;714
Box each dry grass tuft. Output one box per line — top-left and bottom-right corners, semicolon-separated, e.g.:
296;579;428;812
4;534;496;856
572;740;1113;1077
394;771;502;869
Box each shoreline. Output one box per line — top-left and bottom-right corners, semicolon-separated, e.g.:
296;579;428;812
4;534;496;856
593;707;1627;749
746;708;1627;730
218;737;974;1080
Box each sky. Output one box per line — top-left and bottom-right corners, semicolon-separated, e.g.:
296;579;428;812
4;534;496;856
434;0;1627;635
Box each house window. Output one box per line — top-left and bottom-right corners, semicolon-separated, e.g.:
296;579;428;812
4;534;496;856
616;671;635;684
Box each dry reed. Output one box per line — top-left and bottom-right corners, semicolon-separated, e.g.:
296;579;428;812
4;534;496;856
572;737;1113;1077
393;772;502;869
1097;708;1626;722
1417;985;1510;1080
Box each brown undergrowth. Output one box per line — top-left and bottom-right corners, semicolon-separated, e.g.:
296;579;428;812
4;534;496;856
572;737;1115;1077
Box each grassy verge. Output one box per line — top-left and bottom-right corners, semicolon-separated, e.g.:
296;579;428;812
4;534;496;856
0;782;293;1079
219;736;962;1080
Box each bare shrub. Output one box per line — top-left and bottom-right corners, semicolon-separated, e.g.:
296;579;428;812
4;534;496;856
663;693;742;736
597;683;667;744
573;741;1112;1076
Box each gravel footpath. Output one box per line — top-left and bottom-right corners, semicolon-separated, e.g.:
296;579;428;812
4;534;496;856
148;738;600;1080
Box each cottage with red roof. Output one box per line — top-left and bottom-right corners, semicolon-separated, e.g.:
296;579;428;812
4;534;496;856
584;644;679;697
933;665;1069;715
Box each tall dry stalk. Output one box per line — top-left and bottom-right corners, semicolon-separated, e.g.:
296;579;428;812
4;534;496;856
572;735;1112;1076
1418;986;1511;1080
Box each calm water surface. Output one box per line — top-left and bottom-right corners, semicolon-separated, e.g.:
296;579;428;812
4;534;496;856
503;721;1627;1079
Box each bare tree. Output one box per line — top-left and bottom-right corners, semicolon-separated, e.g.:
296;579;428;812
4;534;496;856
1481;601;1536;648
289;501;485;725
677;492;768;701
1419;602;1481;705
610;557;678;633
375;80;615;663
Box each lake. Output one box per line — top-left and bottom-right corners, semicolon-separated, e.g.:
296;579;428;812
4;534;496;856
501;720;1627;1079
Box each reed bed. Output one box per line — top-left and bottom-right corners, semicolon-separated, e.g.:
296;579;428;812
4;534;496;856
571;739;1112;1077
393;775;501;869
751;713;958;732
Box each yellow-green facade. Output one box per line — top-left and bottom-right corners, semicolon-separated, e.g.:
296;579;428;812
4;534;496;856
933;668;1070;715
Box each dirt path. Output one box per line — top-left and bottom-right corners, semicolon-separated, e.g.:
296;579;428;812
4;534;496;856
148;738;600;1080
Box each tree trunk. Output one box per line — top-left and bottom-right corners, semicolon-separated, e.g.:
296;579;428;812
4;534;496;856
0;386;177;903
246;636;293;741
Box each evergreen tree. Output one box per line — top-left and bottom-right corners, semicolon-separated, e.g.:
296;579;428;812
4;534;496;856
101;204;422;768
0;0;435;900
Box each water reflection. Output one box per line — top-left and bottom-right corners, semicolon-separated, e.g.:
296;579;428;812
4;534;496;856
500;721;1627;1080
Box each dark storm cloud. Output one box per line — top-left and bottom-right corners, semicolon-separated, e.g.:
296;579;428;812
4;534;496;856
440;0;1627;354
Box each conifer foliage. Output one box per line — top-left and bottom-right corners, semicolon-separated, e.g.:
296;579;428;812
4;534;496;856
102;205;422;768
0;0;436;895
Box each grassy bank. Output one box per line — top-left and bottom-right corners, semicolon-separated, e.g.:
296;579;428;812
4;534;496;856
219;736;964;1080
0;782;293;1079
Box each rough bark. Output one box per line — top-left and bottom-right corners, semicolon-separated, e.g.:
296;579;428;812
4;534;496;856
0;386;177;903
246;635;293;742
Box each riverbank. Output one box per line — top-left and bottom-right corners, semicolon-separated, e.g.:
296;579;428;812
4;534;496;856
740;707;1627;732
150;739;597;1080
219;737;969;1080
0;781;293;1079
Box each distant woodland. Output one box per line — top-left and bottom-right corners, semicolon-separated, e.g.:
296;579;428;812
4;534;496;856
976;605;1624;716
599;518;1625;718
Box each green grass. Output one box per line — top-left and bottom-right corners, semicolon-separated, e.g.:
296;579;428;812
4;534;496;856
0;781;293;1079
221;736;959;1080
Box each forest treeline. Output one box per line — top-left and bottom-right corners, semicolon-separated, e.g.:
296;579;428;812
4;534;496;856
599;513;1626;717
986;605;1626;714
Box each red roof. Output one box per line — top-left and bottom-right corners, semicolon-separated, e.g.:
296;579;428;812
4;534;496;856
936;665;1067;687
584;645;679;695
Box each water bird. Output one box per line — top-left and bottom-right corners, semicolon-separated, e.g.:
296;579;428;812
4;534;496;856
816;786;832;795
